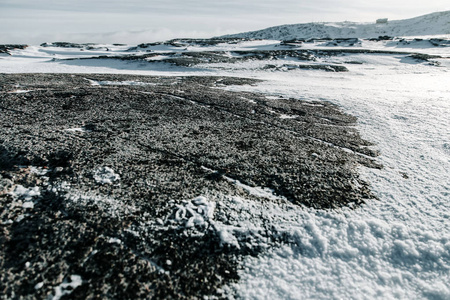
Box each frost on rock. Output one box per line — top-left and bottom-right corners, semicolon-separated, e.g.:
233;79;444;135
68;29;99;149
93;166;120;184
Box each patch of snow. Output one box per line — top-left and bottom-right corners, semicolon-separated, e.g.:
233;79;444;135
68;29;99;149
7;89;33;94
161;195;286;250
93;167;120;184
82;250;99;265
145;55;172;61
300;102;324;107
22;201;34;209
108;237;123;244
124;228;141;238
65;127;89;133
34;282;44;290
167;196;216;230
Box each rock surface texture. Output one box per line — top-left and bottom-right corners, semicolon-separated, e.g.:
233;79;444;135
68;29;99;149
0;74;379;299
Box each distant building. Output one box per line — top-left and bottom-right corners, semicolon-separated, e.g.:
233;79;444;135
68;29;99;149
376;18;388;24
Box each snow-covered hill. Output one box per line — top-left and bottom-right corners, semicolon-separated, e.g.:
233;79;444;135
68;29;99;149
222;11;450;40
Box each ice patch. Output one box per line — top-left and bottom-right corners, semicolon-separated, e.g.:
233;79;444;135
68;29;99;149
93;167;120;184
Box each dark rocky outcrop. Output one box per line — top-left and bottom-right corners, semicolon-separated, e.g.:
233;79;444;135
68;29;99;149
0;45;28;55
0;74;380;299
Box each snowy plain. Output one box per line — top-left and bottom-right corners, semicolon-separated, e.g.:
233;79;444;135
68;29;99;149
1;34;450;299
221;51;450;299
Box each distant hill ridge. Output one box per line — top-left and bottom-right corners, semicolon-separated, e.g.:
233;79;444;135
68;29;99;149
222;11;450;40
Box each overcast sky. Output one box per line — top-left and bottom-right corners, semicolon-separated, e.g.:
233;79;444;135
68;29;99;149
1;0;449;44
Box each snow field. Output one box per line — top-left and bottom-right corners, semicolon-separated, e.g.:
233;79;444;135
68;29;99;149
221;53;450;299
